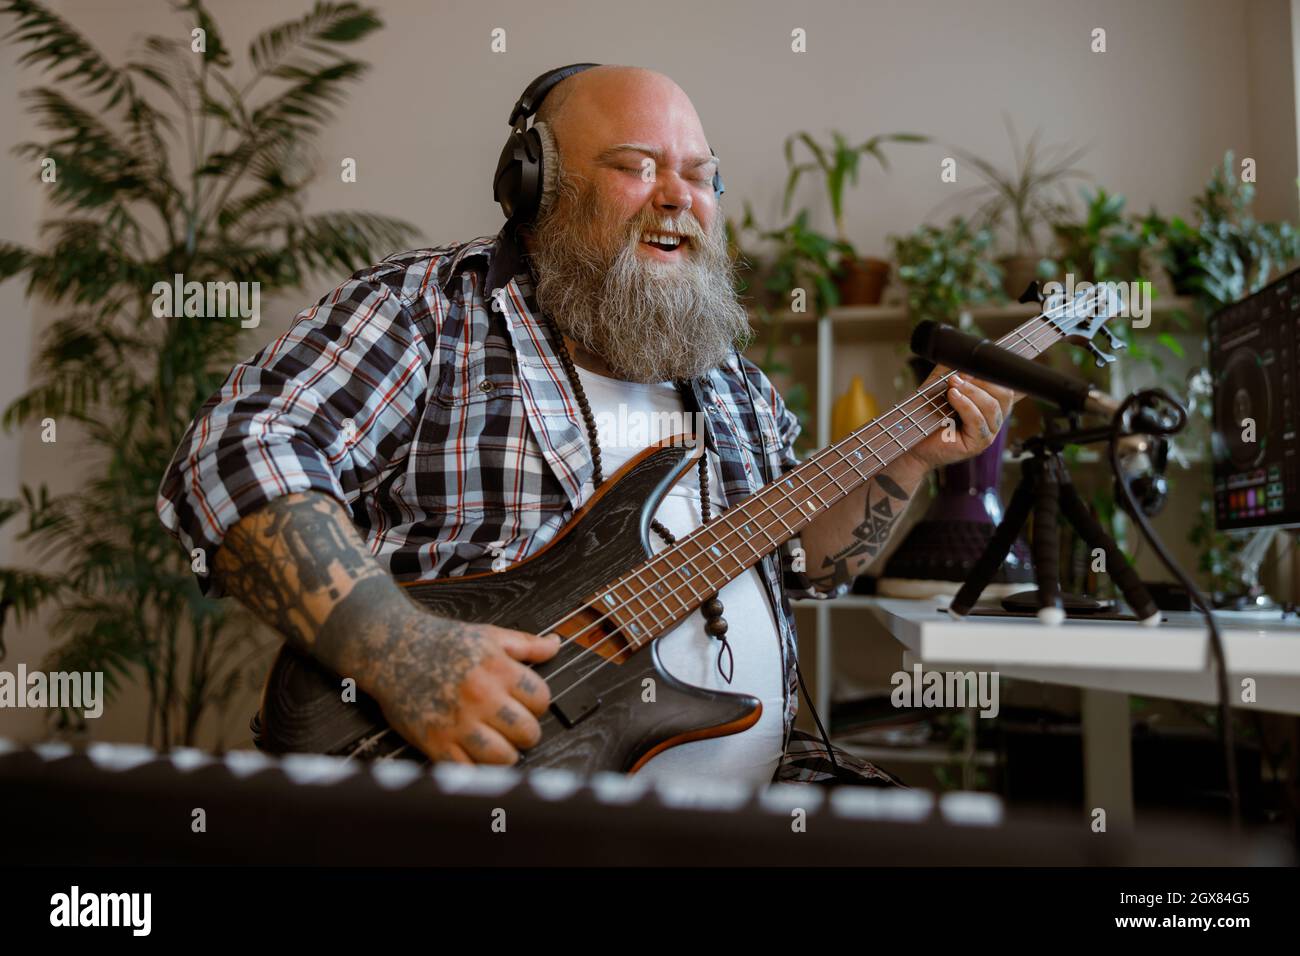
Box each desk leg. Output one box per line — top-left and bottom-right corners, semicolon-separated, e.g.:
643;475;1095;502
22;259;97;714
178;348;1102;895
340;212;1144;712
1081;688;1134;826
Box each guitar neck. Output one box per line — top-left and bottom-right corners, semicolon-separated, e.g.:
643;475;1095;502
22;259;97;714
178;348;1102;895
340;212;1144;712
593;314;1065;648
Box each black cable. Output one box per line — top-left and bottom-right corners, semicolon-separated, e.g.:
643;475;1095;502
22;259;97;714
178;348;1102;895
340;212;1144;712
1106;388;1240;826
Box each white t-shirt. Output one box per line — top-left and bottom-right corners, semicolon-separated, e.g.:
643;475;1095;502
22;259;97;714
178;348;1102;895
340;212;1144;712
572;365;786;785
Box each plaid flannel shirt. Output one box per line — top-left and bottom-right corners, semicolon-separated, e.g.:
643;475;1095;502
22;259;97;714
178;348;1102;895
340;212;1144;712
156;221;852;755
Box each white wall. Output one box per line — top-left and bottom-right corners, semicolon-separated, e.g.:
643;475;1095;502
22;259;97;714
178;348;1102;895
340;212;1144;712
1;0;1295;749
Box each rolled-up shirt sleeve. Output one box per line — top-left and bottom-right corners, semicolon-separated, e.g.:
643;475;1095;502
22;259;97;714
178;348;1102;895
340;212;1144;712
155;265;437;597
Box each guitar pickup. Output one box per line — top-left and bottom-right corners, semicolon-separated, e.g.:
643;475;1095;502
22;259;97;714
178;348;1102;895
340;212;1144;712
551;684;601;728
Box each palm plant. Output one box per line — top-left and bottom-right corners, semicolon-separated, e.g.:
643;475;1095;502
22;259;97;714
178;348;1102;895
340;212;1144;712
0;0;419;747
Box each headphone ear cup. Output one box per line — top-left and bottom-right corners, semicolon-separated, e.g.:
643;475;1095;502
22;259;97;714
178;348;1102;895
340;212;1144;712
492;126;544;223
533;120;559;217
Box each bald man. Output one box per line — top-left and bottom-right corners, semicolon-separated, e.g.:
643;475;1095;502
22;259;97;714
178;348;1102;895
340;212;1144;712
157;66;1012;785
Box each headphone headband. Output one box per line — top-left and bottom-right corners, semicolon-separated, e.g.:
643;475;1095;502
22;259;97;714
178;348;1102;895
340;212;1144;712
507;62;602;128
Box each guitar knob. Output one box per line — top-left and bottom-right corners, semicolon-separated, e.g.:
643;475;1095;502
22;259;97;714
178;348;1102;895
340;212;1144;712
1086;342;1116;367
1099;325;1126;351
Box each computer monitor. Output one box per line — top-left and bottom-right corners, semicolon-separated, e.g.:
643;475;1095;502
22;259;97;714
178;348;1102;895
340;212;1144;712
1209;266;1300;531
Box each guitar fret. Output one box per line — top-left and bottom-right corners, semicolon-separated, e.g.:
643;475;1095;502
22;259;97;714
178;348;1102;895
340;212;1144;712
883;414;911;456
609;582;655;647
639;553;686;619
808;456;846;503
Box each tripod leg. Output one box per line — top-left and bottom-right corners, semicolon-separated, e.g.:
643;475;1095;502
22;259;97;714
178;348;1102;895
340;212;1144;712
1032;458;1065;626
949;466;1037;619
1057;479;1161;626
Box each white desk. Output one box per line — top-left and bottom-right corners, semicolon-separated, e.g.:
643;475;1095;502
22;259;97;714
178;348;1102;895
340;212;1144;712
832;596;1300;823
862;596;1300;713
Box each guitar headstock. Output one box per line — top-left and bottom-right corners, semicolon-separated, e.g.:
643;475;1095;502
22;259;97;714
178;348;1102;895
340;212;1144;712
1039;281;1128;367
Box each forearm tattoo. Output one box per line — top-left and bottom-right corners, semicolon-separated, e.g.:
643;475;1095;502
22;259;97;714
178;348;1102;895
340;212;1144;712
215;492;488;740
214;492;386;651
807;473;912;590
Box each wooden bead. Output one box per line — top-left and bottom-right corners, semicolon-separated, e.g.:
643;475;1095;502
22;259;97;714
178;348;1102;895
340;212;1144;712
701;598;724;618
705;616;728;637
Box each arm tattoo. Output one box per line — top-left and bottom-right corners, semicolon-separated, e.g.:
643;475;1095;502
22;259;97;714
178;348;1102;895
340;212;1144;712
316;576;485;738
214;492;385;650
807;473;912;590
217;491;493;747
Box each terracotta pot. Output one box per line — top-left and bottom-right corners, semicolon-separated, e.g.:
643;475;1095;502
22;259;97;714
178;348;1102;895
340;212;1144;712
999;254;1042;301
835;256;890;306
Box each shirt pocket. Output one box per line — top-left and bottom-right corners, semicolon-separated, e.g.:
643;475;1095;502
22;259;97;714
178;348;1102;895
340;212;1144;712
430;335;523;406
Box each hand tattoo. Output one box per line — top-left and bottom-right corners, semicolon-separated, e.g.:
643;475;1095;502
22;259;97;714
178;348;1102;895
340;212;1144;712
317;576;486;739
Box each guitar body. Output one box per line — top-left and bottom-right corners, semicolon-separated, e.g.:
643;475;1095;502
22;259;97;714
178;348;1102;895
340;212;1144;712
254;439;763;774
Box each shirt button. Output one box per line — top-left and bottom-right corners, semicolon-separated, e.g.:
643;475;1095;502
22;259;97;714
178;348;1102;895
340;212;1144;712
490;289;504;312
479;380;495;392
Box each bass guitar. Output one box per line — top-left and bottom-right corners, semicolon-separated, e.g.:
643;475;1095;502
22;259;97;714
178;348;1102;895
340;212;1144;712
254;288;1120;772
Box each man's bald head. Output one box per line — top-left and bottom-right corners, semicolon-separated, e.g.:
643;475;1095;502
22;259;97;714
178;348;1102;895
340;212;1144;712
536;66;706;161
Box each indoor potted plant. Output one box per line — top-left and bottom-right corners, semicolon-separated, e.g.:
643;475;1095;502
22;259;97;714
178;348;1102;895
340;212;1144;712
782;128;927;305
1143;151;1300;309
890;216;1005;329
1140;152;1300;601
952;118;1088;299
1049;187;1149;284
732;200;856;317
0;0;417;746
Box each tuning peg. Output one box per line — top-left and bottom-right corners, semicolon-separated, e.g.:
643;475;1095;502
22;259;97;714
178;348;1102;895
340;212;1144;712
1018;281;1043;305
1085;342;1116;367
1099;325;1126;351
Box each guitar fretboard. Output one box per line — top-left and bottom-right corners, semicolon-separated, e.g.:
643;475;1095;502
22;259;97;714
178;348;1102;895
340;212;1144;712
584;313;1065;647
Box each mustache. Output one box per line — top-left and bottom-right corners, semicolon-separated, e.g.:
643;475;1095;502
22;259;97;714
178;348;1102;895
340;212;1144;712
623;213;706;242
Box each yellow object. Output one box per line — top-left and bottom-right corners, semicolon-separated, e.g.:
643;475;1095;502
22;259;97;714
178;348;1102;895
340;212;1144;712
831;375;878;442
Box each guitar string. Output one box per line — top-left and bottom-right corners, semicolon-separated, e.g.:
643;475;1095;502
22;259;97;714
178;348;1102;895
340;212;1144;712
538;321;1066;697
540;318;1071;699
539;316;1065;689
379;295;1101;760
543;377;957;676
369;376;969;764
536;298;1089;657
544;371;983;700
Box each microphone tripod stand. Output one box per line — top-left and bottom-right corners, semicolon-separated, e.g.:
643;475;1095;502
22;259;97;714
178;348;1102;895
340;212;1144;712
947;420;1162;627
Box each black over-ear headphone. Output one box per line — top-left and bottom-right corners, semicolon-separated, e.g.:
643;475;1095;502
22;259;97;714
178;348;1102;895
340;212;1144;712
492;62;725;225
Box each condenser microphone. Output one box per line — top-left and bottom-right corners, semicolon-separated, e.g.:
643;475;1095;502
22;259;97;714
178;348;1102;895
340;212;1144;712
911;321;1119;417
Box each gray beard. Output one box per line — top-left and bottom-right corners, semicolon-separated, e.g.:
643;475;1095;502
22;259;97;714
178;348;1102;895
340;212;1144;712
526;165;751;383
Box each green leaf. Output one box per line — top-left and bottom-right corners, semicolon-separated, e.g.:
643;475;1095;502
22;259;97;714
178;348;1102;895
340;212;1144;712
249;1;382;76
1156;332;1185;358
1;0;138;108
